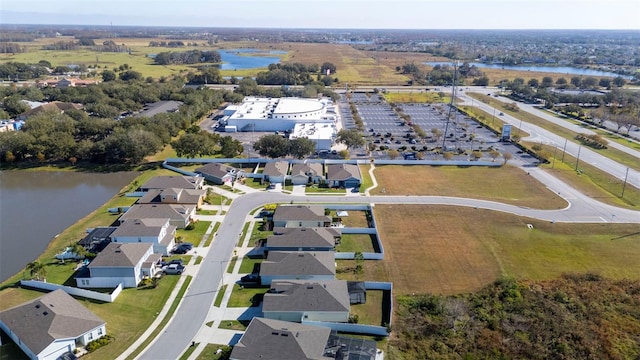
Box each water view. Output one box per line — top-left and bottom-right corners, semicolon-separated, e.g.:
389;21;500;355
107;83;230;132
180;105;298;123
218;49;285;70
0;171;137;282
424;61;632;79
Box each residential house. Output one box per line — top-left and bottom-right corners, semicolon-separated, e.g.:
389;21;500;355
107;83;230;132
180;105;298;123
266;227;341;252
272;205;331;228
76;242;161;288
56;78;98;88
229;317;332;360
230;317;378;360
118;204;195;229
110;218;176;256
78;227;117;252
195;163;243;185
139;176;204;192
0;289;106;360
263;280;350;323
289;163;324;185
17;101;83;121
326;164;361;188
262;161;289;184
259;251;336;286
137;188;205;209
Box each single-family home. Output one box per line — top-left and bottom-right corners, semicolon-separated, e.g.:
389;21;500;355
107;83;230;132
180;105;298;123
78;227;117;252
263;280;350;323
272;205;331;228
118;204;195;229
326;164;361;188
139;176;204;191
137;188;206;209
110;218;176;256
262;161;289;184
17;101;83;121
56;78;98;88
229;317;331;360
259;251;336;286
266;227;341;252
230;317;378;360
0;289;106;360
195;163;243;185
76;242;161;288
289;163;324;185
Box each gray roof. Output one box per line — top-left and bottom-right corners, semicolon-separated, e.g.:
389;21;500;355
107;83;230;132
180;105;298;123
135;100;183;118
290;163;323;177
260;251;335;277
119;204;194;223
140;176;203;190
89;242;152;268
0;289;105;356
273;205;330;223
195;163;238;179
111;218;172;238
137;188;205;206
267;228;337;248
79;227;117;246
263;280;350;313
326;164;361;181
230;317;332;360
263;161;289;177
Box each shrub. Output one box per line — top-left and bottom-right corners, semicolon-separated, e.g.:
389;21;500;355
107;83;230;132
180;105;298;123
86;334;114;352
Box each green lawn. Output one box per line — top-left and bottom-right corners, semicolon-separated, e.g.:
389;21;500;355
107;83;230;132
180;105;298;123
349;290;384;326
359;164;374;193
241;177;266;190
214;284;227;307
306;184;346;194
226;284;267;307
338;234;377;253
195;344;232;360
239;222;251;247
249;221;272;247
218;319;250;331
176;221;211;247
196;209;217;215
204;223;221;247
239;257;263;274
226;256;238;273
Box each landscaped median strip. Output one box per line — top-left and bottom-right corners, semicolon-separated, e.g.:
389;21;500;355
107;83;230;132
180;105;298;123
123;275;193;360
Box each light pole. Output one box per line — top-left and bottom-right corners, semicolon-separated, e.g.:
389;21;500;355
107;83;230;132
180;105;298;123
575;145;582;171
560;138;568;163
552;145;558;169
621;167;630;198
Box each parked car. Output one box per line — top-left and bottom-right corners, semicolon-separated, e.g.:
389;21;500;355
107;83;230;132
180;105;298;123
173;244;192;254
164;264;185;275
178;242;193;250
240;274;260;284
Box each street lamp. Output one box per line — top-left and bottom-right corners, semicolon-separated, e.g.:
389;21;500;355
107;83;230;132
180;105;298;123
575;145;582;171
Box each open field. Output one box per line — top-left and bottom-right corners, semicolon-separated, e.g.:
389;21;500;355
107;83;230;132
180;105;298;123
383;91;451;104
374;205;640;296
369;165;568;209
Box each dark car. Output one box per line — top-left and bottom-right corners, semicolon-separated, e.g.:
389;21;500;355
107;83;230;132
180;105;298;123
178;242;193;250
173;245;191;254
240;274;260;284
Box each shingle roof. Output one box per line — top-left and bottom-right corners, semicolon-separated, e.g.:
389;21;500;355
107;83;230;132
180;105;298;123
195;163;237;178
140;176;203;190
19;101;83;118
89;242;152;268
119;204;194;223
272;205;329;223
267;228;336;248
290;163;323;177
263;161;289;177
137;188;205;205
0;289;105;356
326;164;361;181
260;251;335;277
230;317;332;360
263;280;350;313
110;218;170;237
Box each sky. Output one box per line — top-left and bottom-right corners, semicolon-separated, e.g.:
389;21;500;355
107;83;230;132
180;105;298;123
1;0;639;30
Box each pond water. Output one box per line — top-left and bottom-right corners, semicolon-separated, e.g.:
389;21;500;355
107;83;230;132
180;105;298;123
218;49;284;70
0;170;137;282
424;61;632;79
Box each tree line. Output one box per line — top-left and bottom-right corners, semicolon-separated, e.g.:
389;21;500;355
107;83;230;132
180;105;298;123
153;50;222;65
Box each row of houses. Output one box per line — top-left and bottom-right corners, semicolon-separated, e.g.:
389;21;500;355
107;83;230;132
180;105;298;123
230;204;380;360
194;161;363;188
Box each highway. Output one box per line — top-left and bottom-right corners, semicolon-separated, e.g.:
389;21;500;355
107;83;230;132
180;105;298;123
457;90;640;190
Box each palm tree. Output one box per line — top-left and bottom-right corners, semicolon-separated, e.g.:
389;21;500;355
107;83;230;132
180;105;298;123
25;261;47;281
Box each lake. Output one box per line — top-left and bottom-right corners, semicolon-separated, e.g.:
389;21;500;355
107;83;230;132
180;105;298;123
0;171;137;282
218;49;284;70
424;62;632;79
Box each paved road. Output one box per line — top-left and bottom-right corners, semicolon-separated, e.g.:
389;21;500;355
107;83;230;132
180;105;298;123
458;91;640;190
140;180;639;359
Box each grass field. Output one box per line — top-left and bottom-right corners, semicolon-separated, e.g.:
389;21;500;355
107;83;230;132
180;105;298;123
337;234;376;253
369;165;567;209
374;205;640;296
337;210;369;228
226;284;267;307
383;91;451;104
349;290;384;326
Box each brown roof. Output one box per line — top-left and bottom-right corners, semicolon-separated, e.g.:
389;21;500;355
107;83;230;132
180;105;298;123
326;164;361;181
290;163;323;177
89;242;152;268
19;101;83;118
263;161;289;177
0;289;105;356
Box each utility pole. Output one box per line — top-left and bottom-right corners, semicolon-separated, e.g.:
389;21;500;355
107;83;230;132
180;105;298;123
552;145;558;169
560;138;568;163
574;145;582;171
621;167;630;198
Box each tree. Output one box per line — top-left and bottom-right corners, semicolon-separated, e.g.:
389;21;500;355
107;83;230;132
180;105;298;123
502;152;513;165
219;136;244;158
489;149;500;162
101;69;116;82
612;76;627;88
527;79;539;88
583;77;598;88
253;134;289;158
570;76;583;88
471;151;482;161
119;70;143;81
556;77;567;86
336;129;365;149
443;152;454;160
541;77;554;88
387;149;400;159
320;62;337;75
431;128;443;143
598;78;612;89
25;261;46;281
288;137;316;159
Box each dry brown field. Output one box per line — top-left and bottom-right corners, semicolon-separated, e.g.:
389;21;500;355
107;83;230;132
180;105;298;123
370;165;568;209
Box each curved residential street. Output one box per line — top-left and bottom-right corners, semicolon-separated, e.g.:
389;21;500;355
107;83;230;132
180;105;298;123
139;162;639;359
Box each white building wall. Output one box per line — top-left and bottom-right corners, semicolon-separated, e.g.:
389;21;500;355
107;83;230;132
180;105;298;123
78;325;107;345
77;276;137;288
39;340;74;360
